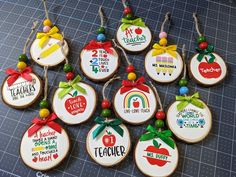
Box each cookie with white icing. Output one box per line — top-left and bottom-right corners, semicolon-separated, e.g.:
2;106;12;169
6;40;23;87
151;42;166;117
166;93;212;143
20;113;70;171
2;70;42;109
52;81;97;125
86;117;131;167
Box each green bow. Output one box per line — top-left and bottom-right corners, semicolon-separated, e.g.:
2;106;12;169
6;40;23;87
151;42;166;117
140;125;175;149
196;44;215;63
121;18;146;31
92;116;124;139
176;92;205;111
58;75;86;99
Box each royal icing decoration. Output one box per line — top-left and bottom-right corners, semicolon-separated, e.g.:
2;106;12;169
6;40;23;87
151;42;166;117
167;93;212;143
30;1;69;67
116;0;152;53
86;117;131;166
20;113;70;171
52;75;97;125
80;7;119;81
145;13;183;83
190;13;227;86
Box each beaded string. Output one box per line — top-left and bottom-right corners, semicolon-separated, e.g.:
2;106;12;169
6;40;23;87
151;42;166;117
96;6;106;42
17;21;38;71
122;0;133;20
100;76;121;118
112;39;136;81
158;12;170;47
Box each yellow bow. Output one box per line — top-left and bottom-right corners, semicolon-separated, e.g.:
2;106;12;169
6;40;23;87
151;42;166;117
36;26;63;48
152;43;177;58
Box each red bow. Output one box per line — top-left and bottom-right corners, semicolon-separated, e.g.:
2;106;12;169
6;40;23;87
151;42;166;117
84;40;113;54
28;113;62;137
120;76;149;94
5;67;32;86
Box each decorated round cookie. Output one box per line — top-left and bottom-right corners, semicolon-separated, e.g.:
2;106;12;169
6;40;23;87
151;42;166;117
166;94;212;143
86;118;131;167
145;49;183;83
80;44;119;81
113;80;157;124
30;35;69;67
2;71;42;109
20;114;70;171
189;52;227;86
52;81;97;125
116;24;152;53
135;137;178;177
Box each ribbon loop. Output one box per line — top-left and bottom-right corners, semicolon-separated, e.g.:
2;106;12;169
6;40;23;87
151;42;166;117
28;113;62;137
5;67;33;86
176;92;205;111
58;75;86;99
140;125;175;149
121;18;146;31
120;76;149;94
92;117;124;139
84;40;113;54
152;43;177;58
196;44;215;62
36;26;63;48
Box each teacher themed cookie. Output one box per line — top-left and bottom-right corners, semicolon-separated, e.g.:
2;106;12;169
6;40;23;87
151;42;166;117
116;0;152;53
20;113;70;171
190;13;227;86
145;13;183;83
30;1;69;67
80;7;119;81
52;75;97;125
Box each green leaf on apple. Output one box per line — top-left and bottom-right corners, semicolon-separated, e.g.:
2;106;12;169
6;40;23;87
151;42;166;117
73;91;78;97
153;139;161;148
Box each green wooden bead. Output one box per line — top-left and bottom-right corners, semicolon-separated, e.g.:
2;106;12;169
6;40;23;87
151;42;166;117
97;27;105;34
63;64;73;73
197;36;206;43
18;54;28;62
39;100;49;108
179;79;188;86
155;119;164;128
101;109;111;117
125;13;133;20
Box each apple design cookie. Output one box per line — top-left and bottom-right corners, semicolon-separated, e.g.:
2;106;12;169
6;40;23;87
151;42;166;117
2;68;42;109
80;41;119;81
167;93;212;143
113;77;157;124
20;113;70;171
86;117;131;167
52;78;97;125
189;52;227;86
116;24;152;53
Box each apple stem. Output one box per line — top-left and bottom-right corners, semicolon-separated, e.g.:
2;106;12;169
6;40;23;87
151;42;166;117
204;56;209;63
68;93;73;97
106;130;110;134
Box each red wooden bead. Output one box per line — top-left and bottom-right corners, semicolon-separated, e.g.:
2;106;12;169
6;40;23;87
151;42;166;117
124;7;132;14
126;65;135;73
66;72;74;80
155;111;166;120
101;99;111;109
199;41;208;50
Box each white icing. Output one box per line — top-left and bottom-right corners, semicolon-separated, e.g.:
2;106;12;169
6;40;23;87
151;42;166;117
167;100;212;143
145;50;183;83
86;123;131;166
135;137;178;177
190;52;227;85
2;73;41;108
20;125;70;171
113;85;157;124
80;48;119;80
116;25;152;52
30;38;69;67
52;82;96;125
